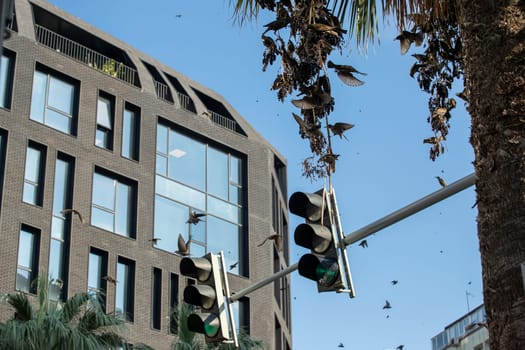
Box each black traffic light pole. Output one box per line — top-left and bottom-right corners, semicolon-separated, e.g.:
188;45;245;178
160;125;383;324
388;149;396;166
229;172;475;302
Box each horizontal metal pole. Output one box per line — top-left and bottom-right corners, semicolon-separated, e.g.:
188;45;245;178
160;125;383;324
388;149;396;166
229;263;298;303
344;172;476;246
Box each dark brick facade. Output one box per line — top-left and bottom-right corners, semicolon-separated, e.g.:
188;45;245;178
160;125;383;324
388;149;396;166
0;0;292;348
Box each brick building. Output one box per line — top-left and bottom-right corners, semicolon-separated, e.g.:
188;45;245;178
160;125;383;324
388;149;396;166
0;0;292;348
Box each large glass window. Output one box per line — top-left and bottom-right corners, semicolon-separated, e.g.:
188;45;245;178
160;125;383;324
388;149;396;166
17;225;40;293
23;141;46;206
49;153;74;301
122;102;140;161
30;66;78;135
0;50;15;109
88;248;108;310
155;120;245;276
91;169;136;238
95;92;114;150
116;256;135;322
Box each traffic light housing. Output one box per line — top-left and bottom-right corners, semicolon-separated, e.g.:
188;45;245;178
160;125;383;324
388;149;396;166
289;188;355;296
180;252;237;344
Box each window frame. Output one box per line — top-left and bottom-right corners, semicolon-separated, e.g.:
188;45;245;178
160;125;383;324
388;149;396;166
121;101;140;161
0;48;16;109
95;91;115;150
116;256;135;322
29;64;79;135
91;167;137;239
22;140;47;206
16;224;40;294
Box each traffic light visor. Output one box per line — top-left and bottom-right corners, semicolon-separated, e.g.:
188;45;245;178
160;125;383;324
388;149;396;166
289;191;324;221
294;223;332;253
180;257;212;282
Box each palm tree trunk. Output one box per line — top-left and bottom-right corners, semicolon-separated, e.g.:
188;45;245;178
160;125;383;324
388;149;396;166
457;1;525;348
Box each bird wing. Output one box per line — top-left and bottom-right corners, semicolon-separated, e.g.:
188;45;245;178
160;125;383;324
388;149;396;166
336;71;364;87
177;234;188;252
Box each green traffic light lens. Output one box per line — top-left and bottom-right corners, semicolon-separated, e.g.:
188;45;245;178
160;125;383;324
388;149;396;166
315;259;339;287
204;322;220;337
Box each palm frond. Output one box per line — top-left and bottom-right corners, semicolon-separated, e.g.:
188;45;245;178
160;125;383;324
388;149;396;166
7;293;35;322
60;292;91;322
230;0;261;25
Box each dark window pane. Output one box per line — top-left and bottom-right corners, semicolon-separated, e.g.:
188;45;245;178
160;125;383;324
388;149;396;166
0;53;14;109
152;268;162;330
122;106;139;160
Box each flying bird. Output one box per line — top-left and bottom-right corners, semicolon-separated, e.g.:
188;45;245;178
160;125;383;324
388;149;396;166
258;234;282;249
436;176;447;187
394;30;423;55
397;345;405;350
391;280;398;285
176;233;191;256
327;60;365;87
383;300;392;309
102;275;117;284
186;211;206;225
337;343;344;348
60;208;85;224
148;237;161;244
328;122;354;140
229;261;239;270
359;240;368;248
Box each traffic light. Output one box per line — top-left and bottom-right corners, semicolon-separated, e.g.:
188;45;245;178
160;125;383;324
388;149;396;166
289;188;355;296
180;252;237;345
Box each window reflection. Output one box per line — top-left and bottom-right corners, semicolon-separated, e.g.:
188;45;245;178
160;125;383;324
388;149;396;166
30;67;78;135
122;104;140;160
17;225;39;293
0;51;15;109
155;121;245;275
91;170;136;238
23;142;46;206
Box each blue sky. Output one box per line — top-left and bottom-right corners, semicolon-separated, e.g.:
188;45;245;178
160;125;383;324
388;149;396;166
46;1;481;348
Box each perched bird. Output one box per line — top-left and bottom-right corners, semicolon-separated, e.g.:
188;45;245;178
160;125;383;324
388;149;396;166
359;240;368;248
308;23;346;36
328;122;354;140
60;208;85;224
327;61;365;87
258;234;282;250
383;300;392;309
397;345;405;350
229;261;239;270
103;275;117;284
263;18;289;34
337;343;344;348
186;211;206;225
436;176;447;187
148;237;161;244
394;30;423;55
176;233;191;256
319;152;339;173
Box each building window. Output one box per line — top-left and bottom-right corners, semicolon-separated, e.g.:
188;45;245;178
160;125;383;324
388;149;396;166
0;129;7;215
95;92;114;150
0;49;15;109
116;256;135;322
30;65;78;135
49;153;74;301
88;247;108;310
152;267;162;330
155;120;246;276
16;225;40;293
23;141;46;206
122;102;140;161
169;273;179;334
91;168;136;238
